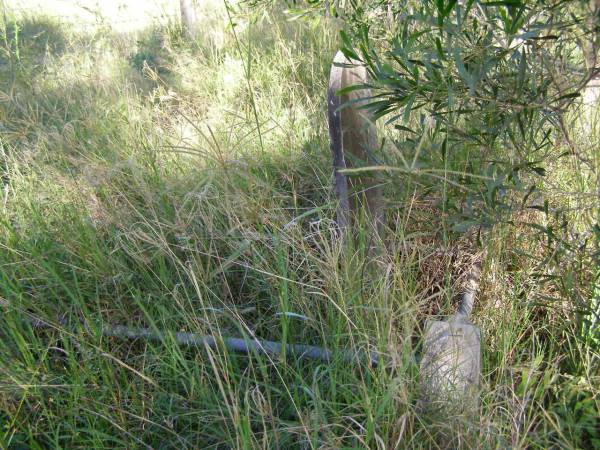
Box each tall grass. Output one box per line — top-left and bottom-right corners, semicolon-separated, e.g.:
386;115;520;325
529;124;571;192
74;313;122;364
0;2;597;448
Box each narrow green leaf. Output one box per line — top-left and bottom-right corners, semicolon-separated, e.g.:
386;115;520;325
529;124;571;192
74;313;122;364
443;0;457;18
403;93;416;123
481;0;523;6
339;31;360;61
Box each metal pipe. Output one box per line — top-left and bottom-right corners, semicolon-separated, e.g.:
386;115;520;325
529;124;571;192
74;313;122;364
102;325;380;366
23;316;381;367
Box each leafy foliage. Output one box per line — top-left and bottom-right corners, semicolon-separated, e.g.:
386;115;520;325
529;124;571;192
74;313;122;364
261;0;600;351
332;1;594;228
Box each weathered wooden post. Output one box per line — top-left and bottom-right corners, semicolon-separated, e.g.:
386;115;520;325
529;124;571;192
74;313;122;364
328;51;384;239
180;0;198;38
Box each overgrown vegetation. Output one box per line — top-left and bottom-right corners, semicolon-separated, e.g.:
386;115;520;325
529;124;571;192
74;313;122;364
0;1;598;448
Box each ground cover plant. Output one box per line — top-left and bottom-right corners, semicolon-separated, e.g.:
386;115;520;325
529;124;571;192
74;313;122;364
0;0;598;448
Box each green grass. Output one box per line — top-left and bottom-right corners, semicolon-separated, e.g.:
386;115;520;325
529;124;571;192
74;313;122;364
0;3;598;449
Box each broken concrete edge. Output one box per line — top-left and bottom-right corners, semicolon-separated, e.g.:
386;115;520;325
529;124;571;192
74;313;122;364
418;258;484;412
419;320;481;391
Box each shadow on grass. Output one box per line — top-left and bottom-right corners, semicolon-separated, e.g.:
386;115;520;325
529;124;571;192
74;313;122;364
0;15;68;80
1;15;68;54
127;24;183;91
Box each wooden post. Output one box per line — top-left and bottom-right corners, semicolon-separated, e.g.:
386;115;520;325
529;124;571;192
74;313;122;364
582;0;600;104
328;51;384;238
180;0;198;38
